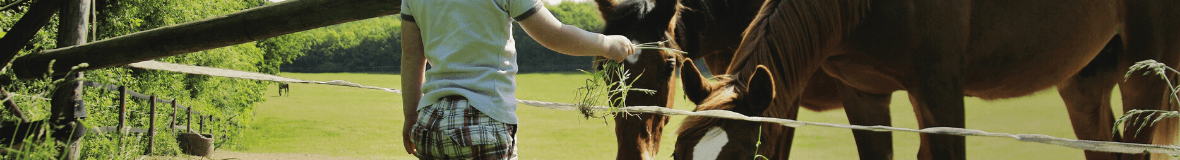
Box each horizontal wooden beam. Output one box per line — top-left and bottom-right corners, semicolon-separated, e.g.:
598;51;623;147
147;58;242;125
12;0;401;79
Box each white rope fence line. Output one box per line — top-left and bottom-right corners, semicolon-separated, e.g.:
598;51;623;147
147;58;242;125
128;61;404;94
128;60;1180;156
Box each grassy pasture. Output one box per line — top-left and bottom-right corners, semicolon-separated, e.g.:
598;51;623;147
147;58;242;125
233;72;1125;159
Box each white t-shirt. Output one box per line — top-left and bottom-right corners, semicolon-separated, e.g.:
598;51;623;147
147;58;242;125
401;0;542;124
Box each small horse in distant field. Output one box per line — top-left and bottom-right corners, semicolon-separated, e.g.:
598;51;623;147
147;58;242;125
673;0;1180;160
278;83;290;97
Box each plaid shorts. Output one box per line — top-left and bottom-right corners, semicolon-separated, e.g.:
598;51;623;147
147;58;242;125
411;96;518;160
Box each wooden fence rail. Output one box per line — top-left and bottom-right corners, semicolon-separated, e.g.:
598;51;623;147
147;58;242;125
80;81;230;155
10;0;402;80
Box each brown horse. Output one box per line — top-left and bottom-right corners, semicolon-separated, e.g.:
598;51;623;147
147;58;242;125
674;0;1180;160
590;0;776;159
279;83;289;97
594;0;896;158
593;0;868;159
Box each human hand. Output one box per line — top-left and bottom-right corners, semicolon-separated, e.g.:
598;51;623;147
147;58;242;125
603;35;635;63
402;122;417;156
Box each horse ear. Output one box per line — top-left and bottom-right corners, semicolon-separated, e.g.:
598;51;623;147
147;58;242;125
595;0;617;19
737;65;775;116
681;59;713;104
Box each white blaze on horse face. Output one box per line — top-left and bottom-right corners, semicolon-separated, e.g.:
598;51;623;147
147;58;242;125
626;40;642;64
693;127;728;160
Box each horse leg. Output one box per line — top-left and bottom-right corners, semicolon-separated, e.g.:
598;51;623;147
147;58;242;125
839;83;894;160
905;1;969;159
1117;2;1180;158
907;86;965;160
1057;37;1121;160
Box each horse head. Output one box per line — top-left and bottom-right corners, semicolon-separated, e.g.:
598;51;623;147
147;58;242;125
673;60;776;160
594;0;685;159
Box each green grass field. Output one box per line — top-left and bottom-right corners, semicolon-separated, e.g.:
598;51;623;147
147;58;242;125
232;72;1127;159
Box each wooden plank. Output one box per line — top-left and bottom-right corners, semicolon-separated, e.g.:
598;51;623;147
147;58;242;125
82;81;148;100
0;0;29;11
90;126;148;133
81;81;202;115
170;125;199;134
0;0;62;65
11;0;402;79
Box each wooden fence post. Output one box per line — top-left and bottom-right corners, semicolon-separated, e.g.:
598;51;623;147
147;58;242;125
171;101;177;133
117;86;126;133
199;115;205;133
186;106;192;132
145;95;156;155
55;0;90;159
116;85;125;155
171;99;178;133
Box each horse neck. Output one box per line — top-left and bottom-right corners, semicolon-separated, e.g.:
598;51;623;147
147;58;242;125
674;0;766;59
727;0;869;102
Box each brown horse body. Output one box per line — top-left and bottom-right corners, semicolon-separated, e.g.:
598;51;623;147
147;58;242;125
279;83;290;97
676;0;1180;160
593;0;862;159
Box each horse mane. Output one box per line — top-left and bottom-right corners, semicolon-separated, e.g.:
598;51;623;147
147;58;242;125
678;0;870;137
675;75;739;135
726;0;869;100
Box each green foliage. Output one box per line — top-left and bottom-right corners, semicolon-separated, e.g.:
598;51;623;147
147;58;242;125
574;60;654;119
548;2;605;32
513;2;605;73
265;16;403;73
1;0;278;158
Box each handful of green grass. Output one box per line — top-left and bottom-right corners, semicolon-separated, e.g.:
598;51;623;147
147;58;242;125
572;40;682;120
574;60;654;119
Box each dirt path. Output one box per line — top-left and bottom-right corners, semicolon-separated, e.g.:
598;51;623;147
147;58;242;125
145;150;374;160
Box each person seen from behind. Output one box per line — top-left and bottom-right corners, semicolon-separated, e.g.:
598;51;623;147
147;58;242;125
399;0;636;159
